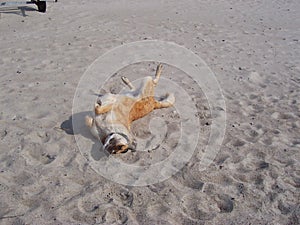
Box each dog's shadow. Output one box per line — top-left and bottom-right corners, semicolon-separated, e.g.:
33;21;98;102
60;111;109;161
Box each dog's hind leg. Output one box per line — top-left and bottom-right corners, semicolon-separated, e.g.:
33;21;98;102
121;76;135;90
94;102;113;115
154;93;175;109
153;64;163;85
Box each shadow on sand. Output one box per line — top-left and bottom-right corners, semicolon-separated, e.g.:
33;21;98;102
60;111;110;161
0;6;38;17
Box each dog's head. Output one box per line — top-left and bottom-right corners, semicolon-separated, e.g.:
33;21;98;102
103;133;136;154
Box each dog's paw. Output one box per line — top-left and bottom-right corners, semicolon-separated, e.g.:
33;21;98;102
157;63;163;72
85;116;93;128
97;98;102;106
166;93;175;105
94;103;102;114
121;76;129;83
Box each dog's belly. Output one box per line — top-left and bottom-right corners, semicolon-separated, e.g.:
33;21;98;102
110;96;156;128
129;96;156;122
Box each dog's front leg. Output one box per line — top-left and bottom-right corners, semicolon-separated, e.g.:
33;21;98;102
121;76;135;90
85;116;101;140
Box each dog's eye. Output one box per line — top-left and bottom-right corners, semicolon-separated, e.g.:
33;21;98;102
117;145;123;150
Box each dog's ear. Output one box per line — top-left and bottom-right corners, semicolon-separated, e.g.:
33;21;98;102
128;140;137;152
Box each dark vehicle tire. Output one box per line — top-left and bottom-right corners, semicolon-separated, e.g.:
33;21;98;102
36;1;46;13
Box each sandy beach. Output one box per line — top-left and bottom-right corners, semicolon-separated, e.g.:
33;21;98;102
0;0;299;224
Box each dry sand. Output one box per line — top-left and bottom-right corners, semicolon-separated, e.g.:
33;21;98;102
0;0;299;224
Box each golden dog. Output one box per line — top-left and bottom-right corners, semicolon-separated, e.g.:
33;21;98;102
85;64;175;154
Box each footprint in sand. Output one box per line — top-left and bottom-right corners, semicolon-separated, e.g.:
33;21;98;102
248;71;267;88
181;194;215;221
23;142;57;165
215;194;234;213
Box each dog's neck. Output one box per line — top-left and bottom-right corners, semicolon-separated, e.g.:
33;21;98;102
104;123;132;142
105;123;129;135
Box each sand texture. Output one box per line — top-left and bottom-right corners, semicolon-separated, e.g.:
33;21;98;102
0;0;299;224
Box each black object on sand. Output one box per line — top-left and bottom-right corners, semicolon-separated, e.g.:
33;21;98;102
0;0;57;13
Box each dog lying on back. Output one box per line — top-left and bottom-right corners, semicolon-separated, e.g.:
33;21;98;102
85;64;175;154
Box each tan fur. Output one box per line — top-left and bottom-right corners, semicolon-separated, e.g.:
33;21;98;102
85;116;93;128
129;96;157;123
95;103;113;115
85;64;175;153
